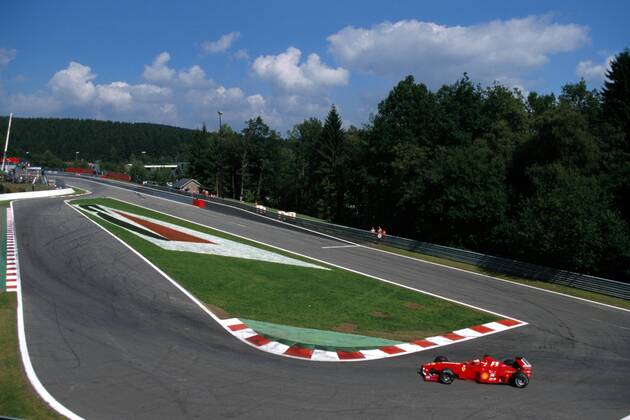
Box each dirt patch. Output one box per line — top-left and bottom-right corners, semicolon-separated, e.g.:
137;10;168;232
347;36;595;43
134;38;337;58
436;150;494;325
370;310;389;318
333;323;357;333
405;302;423;310
205;303;230;319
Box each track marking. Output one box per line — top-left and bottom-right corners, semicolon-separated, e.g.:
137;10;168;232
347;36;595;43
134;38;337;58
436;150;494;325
321;245;359;249
64;176;630;314
90;196;523;322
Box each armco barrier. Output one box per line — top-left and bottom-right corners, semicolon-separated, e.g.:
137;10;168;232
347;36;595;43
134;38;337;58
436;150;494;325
56;174;630;300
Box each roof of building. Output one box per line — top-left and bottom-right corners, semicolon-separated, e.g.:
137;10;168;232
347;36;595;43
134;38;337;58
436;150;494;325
173;178;200;189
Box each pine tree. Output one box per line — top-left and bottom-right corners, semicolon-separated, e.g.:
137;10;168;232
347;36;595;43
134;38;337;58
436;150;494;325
317;105;345;220
603;48;630;146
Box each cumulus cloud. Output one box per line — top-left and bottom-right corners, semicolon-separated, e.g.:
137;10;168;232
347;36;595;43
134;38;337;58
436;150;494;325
252;47;349;92
177;65;213;88
142;52;176;83
327;16;589;87
202;32;240;54
0;48;16;68
576;56;613;84
49;61;97;104
2;53;324;130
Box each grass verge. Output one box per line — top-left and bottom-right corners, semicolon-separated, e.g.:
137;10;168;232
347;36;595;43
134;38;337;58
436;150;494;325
71;197;500;341
373;244;630;310
0;293;63;419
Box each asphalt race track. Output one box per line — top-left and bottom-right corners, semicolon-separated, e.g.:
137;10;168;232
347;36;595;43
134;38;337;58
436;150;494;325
13;177;630;419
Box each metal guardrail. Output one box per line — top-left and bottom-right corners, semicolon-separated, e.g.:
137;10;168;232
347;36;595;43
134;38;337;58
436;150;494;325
60;174;630;300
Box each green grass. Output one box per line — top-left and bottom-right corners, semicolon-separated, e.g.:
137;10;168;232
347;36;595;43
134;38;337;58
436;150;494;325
0;293;63;419
0;201;10;208
374;244;630;310
71;197;499;341
70;187;86;195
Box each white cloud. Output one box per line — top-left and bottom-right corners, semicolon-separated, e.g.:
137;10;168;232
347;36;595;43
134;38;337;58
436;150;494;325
0;48;16;68
252;47;349;92
576;56;613;84
233;49;250;61
49;61;97;104
246;94;265;109
142;52;176;83
177;65;212;88
327;16;589;87
202;32;240;54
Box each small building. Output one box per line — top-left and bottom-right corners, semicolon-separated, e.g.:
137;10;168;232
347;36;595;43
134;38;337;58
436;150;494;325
173;178;201;194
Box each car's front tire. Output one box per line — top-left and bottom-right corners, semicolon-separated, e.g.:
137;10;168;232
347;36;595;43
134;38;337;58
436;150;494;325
511;372;529;388
439;368;455;384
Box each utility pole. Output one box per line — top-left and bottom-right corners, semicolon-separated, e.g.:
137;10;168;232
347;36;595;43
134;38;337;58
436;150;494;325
1;113;13;172
216;111;223;197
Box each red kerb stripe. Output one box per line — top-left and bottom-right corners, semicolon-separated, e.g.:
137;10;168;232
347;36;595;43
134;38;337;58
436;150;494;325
284;346;314;359
497;318;521;327
337;351;365;360
380;346;405;355
246;335;271;347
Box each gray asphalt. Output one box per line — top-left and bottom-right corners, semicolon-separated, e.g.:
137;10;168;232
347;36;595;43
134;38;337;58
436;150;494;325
14;176;630;419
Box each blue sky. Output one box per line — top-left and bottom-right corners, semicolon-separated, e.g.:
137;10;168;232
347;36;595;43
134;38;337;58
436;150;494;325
0;0;626;132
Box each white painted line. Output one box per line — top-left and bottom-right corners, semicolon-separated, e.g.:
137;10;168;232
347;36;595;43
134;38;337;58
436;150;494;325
98;196;522;322
72;176;630;315
11;203;85;420
321;245;359;249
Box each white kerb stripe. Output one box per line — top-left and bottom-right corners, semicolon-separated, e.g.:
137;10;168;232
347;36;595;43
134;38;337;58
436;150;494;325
220;318;244;327
396;343;425;352
424;336;454;346
483;322;510;332
311;350;340;361
233;329;258;340
453;328;484;337
259;341;290;354
360;349;390;359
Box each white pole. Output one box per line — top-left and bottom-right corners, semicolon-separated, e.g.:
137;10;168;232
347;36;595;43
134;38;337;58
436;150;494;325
1;112;13;172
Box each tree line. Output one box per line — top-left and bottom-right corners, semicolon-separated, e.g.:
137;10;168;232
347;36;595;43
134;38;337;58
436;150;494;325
188;50;630;282
2;50;628;281
0;117;194;166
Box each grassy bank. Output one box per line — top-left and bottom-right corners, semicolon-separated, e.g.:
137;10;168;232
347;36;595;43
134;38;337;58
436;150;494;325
0;293;62;419
374;244;630;310
71;197;500;341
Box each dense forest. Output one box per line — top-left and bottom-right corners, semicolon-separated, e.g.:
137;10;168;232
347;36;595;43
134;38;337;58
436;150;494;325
188;49;630;282
0;117;193;166
2;50;629;282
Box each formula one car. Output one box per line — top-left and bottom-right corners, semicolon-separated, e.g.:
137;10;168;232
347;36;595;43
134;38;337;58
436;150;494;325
420;355;532;388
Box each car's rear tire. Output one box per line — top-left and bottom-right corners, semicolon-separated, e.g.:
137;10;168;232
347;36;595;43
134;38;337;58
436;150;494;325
511;372;529;388
434;355;448;362
439;368;455;384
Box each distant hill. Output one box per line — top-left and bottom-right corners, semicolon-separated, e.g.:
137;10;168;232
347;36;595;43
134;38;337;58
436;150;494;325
0;116;195;162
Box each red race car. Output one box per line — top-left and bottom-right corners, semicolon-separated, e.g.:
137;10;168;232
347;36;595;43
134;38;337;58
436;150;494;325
420;355;532;388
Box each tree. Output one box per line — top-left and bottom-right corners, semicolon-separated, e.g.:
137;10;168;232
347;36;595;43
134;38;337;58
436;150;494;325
316;106;346;220
603;48;630;146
